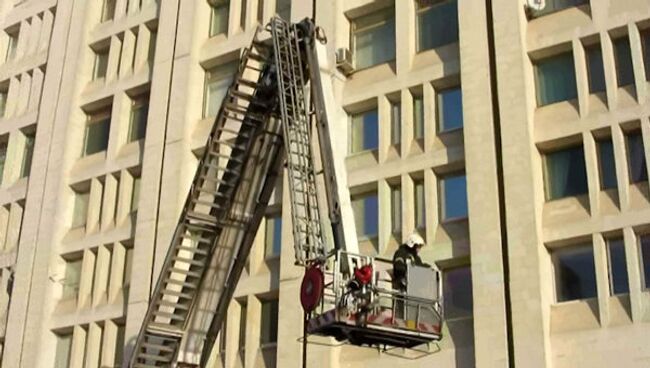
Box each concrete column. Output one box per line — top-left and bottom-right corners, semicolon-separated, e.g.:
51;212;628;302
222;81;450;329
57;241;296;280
120;29;137;77
101;320;119;367
28;67;45;113
38;9;54;53
424;168;438;245
378;94;390;163
87;178;104;234
400;89;413;157
102;174;118;229
108;242;126;302
600;31;618;108
378;179;391;254
573;39;590;117
623;227;643;321
0;206;8;252
5;203;23;252
26;14;42;57
84;322;102;368
423;82;436;151
628;23;647;104
107;35;122;82
583;132;600;215
116;169;134;224
592;233;610;325
611;124;630;211
640;116;650;183
394;0;413;75
68;325;87;368
15;20;29;61
78;249;96;309
92;245;111;306
15;71;31;116
402;173;414;236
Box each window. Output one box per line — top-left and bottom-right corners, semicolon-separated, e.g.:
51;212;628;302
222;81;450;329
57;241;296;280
0;87;7;117
438;87;463;132
54;332;73;368
72;189;90;228
83;109;111;156
642;30;650;81
640;235;650;289
62;258;82;299
264;214;282;258
204;61;238;118
613;36;634;87
390;185;401;235
128;94;149;142
606;238;629;295
260;298;278;345
585;44;606;93
413;95;424;140
597;138;617;190
123;247;133;292
535;52;577;106
257;0;264;23
390;101;400;146
627;131;647;183
101;0;117;22
416;0;458;52
352;192;378;240
240;0;248;29
440;173;468;221
276;0;291;20
530;0;588;17
553;244;597;302
0;141;6;185
543;145;588;200
130;176;141;212
5;30;18;62
349;109;378;153
238;300;247;355
93;47;109;80
443;266;473;319
147;29;157;64
210;0;230;37
20;132;35;178
352;7;395;69
218;317;227;355
414;179;425;229
114;323;125;366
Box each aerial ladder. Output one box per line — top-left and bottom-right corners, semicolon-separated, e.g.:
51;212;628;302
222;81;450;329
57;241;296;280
130;17;443;368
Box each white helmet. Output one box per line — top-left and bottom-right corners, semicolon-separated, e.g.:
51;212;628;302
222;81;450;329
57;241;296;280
406;232;425;249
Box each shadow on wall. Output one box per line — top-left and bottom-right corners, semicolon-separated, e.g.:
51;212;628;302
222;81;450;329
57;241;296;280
448;318;475;368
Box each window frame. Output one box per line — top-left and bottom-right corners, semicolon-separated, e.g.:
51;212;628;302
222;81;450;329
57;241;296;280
71;189;90;229
551;243;597;303
92;47;110;80
5;29;18;62
606;237;629;296
82;108;112;156
613;35;635;88
596;137;617;190
585;43;606;94
351;190;379;243
542;144;589;201
349;108;379;154
625;130;648;184
128;94;149;142
209;0;231;37
101;0;117;22
19;131;35;178
534;51;578;107
259;298;279;346
439;172;468;222
415;0;459;53
350;6;396;70
264;213;282;259
437;86;464;133
639;234;650;290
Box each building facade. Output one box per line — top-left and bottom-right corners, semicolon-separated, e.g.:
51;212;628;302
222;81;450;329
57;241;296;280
0;0;648;367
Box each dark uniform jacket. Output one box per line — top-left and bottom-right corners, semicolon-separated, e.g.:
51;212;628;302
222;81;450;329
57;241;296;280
392;244;425;290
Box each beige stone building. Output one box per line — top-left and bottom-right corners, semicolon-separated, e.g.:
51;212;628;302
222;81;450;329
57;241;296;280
0;0;649;367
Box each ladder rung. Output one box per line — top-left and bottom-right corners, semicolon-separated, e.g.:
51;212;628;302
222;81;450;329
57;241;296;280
169;267;202;278
135;353;174;363
158;299;191;310
160;289;193;299
186;211;218;224
153;311;186;321
213;139;247;151
142;342;176;353
145;323;183;336
192;198;225;210
207;151;244;164
172;256;205;267
202;160;239;174
165;277;200;289
175;244;210;256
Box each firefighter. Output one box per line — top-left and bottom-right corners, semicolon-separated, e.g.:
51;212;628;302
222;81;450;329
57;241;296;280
392;233;429;318
392;233;429;290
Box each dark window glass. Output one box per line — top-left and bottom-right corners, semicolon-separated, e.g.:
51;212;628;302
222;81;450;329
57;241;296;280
102;0;116;22
352;192;378;239
627;132;647;183
544;146;588;200
83;110;111;156
554;244;597;302
128;95;149;142
438;87;463;132
607;238;629;295
390;185;401;234
416;0;458;52
210;0;230;37
260;299;279;344
443;266;473;319
0;141;6;185
640;235;650;289
20;132;35;178
586;44;606;93
350;109;378;153
276;0;291;21
530;0;588;17
535;52;578;106
265;214;282;258
93;49;109;80
597;139;617;190
390;101;400;145
614;37;635;87
414;179;425;229
238;301;247;354
413;95;424;140
441;173;468;220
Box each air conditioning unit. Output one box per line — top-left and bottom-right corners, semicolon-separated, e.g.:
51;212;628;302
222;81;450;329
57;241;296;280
336;48;354;75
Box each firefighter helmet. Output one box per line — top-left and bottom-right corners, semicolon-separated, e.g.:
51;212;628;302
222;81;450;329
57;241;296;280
405;232;425;249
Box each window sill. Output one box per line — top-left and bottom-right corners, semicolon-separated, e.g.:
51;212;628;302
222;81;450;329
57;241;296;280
550;297;599;333
440;216;468;225
350;59;396;75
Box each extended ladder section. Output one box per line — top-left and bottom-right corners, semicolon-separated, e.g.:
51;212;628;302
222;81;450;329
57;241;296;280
270;18;327;265
130;28;284;367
